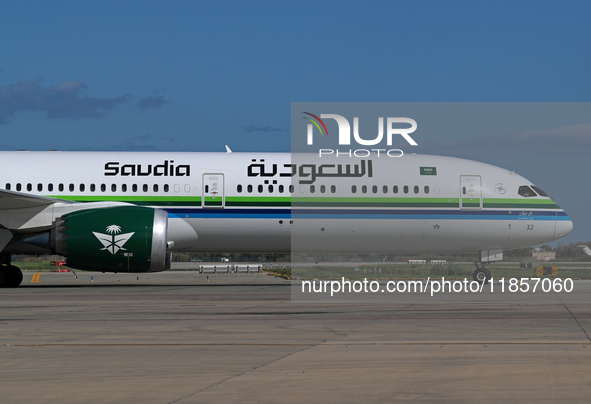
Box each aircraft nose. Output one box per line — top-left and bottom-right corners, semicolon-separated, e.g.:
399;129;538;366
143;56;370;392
554;215;573;240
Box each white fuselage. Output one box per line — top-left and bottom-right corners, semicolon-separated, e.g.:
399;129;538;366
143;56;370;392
0;151;573;255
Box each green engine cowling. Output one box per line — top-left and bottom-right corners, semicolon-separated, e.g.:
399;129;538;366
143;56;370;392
52;206;169;273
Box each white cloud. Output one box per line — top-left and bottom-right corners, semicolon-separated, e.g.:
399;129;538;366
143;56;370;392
0;78;132;123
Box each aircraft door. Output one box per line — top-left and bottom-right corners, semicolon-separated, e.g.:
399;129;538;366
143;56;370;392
460;175;482;210
202;174;225;208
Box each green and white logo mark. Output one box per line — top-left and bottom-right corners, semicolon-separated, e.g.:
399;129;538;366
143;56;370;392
93;225;135;255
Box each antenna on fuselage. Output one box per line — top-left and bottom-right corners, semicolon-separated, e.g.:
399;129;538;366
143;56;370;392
225;145;232;154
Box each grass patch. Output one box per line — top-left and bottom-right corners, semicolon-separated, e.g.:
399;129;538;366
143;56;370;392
12;261;65;271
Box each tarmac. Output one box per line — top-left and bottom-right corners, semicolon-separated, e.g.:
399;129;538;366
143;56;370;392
1;271;591;403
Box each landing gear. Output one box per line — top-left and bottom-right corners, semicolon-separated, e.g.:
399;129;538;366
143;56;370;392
0;254;22;288
472;263;491;284
0;265;23;288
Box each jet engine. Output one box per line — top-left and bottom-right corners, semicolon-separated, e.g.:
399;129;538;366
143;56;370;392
50;206;170;272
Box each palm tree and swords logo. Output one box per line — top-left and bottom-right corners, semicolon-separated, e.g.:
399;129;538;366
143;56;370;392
93;225;135;255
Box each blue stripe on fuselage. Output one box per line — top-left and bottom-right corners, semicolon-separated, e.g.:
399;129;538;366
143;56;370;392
165;208;568;220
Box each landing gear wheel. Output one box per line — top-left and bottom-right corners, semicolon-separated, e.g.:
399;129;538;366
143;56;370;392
9;265;23;287
0;265;23;288
473;267;491;284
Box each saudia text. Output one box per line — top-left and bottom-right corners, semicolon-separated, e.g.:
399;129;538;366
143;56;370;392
248;159;372;185
104;160;190;176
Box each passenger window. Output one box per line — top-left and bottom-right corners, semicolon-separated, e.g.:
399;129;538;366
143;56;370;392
531;186;548;197
310;185;315;194
331;185;336;194
424;186;429;194
237;185;242;193
320;185;325;193
27;183;32;192
289;185;294;193
111;184;117;192
362;185;367;194
414;185;419;194
403;186;409;194
132;184;138;192
247;185;253;193
518;185;537;197
122;184;127;192
69;184;74;192
393;186;398;194
279;185;284;193
351;185;357;194
101;184;106;192
5;183;10;191
382;185;388;194
48;184;53;192
164;184;169;192
372;185;378;194
143;184;148;192
16;183;22;191
59;184;64;192
90;184;95;192
205;185;209;193
37;183;43;192
258;185;263;193
268;185;274;193
79;184;85;192
153;184;158;192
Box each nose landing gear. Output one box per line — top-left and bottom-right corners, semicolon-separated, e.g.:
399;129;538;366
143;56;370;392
473;263;491;284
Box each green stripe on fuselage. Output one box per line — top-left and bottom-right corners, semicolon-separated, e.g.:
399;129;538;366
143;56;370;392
53;195;202;206
482;198;558;209
291;197;459;208
226;197;291;207
48;195;559;210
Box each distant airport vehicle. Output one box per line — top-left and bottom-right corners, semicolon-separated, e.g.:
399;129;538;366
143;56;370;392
408;259;427;264
0;151;573;287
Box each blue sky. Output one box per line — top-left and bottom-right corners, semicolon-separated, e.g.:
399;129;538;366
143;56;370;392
1;0;591;243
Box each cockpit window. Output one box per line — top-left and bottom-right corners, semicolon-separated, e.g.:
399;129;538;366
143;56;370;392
531;185;548;197
518;185;537;197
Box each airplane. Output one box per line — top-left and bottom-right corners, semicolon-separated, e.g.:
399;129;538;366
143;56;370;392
0;150;573;287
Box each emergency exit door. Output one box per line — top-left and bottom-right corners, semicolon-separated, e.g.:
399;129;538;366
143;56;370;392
460;175;482;210
202;174;225;208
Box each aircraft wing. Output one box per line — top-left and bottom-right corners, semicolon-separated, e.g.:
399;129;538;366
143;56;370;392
0;189;74;250
0;188;74;210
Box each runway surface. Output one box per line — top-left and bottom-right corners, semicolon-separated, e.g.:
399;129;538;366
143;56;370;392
2;271;591;403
